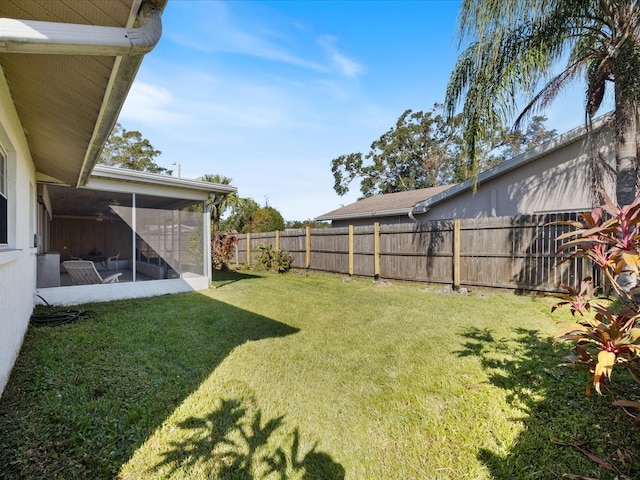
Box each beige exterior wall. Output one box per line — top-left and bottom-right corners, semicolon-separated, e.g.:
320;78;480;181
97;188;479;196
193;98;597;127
0;66;38;396
420;128;616;221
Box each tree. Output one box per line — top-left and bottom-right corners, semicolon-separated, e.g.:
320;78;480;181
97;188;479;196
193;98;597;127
331;105;556;198
285;219;330;229
331;106;465;198
248;206;285;233
221;198;260;234
199;174;241;244
446;0;640;205
100;123;172;175
221;199;285;233
492;115;557;162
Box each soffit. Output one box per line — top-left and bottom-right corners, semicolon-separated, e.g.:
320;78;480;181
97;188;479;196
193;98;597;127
0;0;144;186
45;166;236;218
46;183;200;218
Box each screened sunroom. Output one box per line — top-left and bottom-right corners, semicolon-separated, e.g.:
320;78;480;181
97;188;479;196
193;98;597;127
35;165;235;306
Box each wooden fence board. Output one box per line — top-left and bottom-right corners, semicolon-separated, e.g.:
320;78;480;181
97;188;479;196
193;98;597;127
234;213;593;292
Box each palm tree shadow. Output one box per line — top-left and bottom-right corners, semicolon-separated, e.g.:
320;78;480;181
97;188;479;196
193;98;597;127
0;292;301;479
152;395;345;479
456;326;640;479
267;428;345;480
415;220;447;279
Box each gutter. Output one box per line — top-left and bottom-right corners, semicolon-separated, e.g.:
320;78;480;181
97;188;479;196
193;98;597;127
0;3;162;56
91;165;238;195
315;207;412;222
0;2;164;187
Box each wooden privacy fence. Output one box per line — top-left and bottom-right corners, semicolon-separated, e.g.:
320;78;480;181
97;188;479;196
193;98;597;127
235;214;597;293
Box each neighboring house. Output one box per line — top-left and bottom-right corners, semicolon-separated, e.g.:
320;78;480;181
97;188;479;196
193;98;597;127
317;114;616;227
0;1;235;396
316;185;453;228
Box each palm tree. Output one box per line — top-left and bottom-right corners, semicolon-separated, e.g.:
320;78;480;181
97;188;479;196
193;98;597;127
199;174;241;244
446;0;640;205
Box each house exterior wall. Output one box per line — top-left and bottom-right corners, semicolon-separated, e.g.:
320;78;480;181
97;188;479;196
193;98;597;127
51;218;131;261
0;67;38;396
418;128;617;221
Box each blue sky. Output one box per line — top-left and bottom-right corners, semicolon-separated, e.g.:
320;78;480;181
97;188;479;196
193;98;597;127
119;0;604;221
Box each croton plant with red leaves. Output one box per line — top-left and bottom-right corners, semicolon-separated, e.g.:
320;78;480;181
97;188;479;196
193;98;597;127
552;193;640;417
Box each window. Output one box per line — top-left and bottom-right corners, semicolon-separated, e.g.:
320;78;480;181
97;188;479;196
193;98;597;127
0;149;6;245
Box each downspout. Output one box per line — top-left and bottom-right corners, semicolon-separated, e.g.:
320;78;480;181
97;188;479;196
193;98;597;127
0;3;163;186
132;193;137;283
409;205;429;223
204;202;212;281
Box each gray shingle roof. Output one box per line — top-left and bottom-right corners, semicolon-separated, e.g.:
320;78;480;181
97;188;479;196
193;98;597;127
316;185;454;221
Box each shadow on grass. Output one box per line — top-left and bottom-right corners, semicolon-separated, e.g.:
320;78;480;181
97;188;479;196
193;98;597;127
152;395;344;479
0;291;299;479
457;327;640;479
212;270;263;288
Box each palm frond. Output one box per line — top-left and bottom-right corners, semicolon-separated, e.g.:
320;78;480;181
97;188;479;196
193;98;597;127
586;58;612;117
447;0;640;177
514;60;586;130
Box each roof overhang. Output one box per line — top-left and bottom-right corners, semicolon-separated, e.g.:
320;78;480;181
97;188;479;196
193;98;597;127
42;166;238;219
0;0;167;187
87;165;237;204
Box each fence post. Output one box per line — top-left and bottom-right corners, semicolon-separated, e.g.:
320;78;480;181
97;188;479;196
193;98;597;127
453;219;461;290
374;222;380;279
275;230;280;251
349;224;354;276
247;232;251;266
306;226;311;269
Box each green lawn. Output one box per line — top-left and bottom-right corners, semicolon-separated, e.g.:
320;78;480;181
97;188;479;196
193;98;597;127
1;271;639;479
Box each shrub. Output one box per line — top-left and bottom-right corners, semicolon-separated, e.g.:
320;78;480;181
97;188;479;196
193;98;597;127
212;230;239;271
552;193;640;416
255;244;292;273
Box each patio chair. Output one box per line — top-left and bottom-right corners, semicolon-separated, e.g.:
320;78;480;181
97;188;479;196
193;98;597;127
106;253;120;271
62;260;122;285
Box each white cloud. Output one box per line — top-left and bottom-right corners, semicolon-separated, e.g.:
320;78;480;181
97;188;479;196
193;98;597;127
166;0;327;73
317;35;363;78
120;82;187;125
120;2;376;220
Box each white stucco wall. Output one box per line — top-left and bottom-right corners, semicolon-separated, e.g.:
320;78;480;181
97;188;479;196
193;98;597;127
36;275;210;307
0;66;38;397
